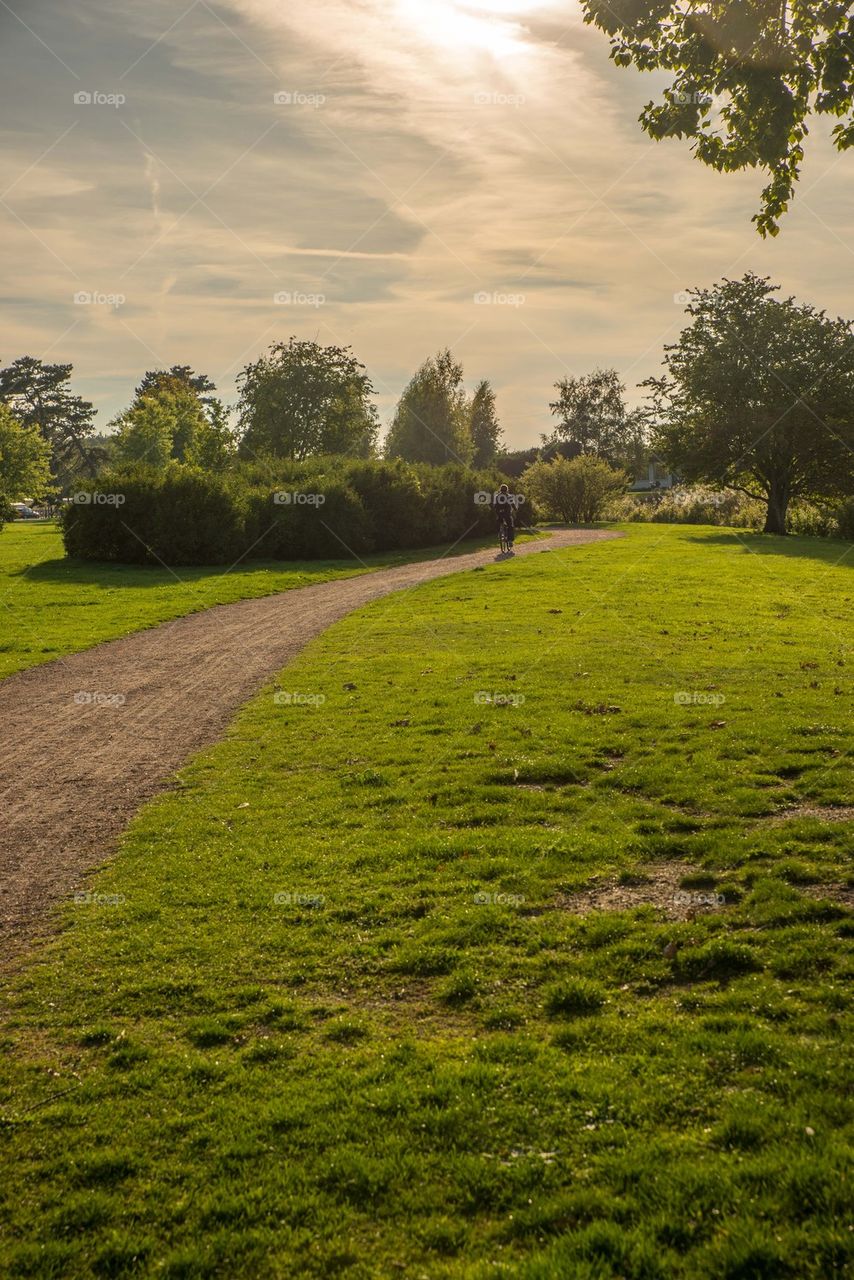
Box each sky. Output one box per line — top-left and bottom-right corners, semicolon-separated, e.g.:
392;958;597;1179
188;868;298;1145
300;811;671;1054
2;0;854;449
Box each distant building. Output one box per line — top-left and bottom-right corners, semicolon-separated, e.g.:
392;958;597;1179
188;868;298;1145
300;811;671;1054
629;459;675;493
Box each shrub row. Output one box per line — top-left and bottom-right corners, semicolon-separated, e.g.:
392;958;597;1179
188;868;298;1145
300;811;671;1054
61;459;536;565
605;487;854;539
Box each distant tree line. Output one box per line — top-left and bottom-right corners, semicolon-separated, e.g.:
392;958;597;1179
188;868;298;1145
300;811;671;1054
2;273;852;537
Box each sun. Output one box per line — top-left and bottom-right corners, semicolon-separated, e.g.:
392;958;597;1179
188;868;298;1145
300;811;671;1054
394;0;548;59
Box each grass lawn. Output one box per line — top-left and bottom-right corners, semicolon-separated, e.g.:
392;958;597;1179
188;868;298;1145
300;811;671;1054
0;522;538;682
0;523;852;1278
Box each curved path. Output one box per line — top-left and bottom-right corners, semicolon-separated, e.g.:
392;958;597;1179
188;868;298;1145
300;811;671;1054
0;529;618;957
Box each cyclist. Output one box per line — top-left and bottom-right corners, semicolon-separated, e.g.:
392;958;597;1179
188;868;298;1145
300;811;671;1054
495;483;517;553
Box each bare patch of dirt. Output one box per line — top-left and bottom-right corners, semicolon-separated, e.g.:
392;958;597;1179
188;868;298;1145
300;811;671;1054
798;883;854;908
555;863;731;921
763;806;854;825
0;529;619;963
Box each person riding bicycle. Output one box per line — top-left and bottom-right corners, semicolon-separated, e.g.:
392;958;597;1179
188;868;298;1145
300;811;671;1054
495;483;517;552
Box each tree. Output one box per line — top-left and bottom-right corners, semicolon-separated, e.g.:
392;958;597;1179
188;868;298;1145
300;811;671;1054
190;398;236;471
136;367;222;431
113;396;175;470
523;454;626;524
469;379;503;466
0;357;99;488
0;402;53;507
385;350;473;466
547;368;642;468
237;339;378;461
647;274;854;535
114;378;235;471
580;0;854;236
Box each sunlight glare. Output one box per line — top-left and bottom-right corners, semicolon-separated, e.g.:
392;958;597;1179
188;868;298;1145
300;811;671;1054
394;0;544;59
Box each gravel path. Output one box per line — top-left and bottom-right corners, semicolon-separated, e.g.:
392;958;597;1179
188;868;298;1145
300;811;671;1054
0;529;618;959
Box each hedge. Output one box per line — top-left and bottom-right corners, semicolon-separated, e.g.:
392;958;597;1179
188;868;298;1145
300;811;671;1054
60;459;535;565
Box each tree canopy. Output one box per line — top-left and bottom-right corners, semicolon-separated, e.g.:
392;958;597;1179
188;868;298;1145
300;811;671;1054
0;402;53;508
237;339;378;462
0;357;100;488
135;365;216;406
547;367;648;473
581;0;854;235
385;350;474;466
469;379;503;467
648;273;854;533
113;377;235;471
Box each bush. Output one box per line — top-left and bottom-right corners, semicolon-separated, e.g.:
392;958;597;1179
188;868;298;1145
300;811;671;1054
783;501;842;539
153;467;246;564
523;455;625;524
605;487;854;538
346;459;423;549
415;463;508;544
605;487;762;528
62;465;245;565
61;459;526;565
832;496;854;542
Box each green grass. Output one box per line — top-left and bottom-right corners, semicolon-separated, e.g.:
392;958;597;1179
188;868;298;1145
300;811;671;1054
0;522;530;681
1;524;852;1278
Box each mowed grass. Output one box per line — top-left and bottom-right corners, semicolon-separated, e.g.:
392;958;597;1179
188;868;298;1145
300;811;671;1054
0;522;523;681
0;524;852;1279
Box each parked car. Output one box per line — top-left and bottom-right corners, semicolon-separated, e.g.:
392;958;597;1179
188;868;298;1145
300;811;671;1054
11;503;41;520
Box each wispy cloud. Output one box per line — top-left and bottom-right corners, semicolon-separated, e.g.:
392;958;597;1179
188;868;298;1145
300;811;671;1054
143;149;162;227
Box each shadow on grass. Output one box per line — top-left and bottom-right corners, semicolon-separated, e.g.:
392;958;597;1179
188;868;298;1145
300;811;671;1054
14;530;538;587
685;530;853;567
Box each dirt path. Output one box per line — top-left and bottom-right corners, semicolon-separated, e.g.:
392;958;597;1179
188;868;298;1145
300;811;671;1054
0;529;618;958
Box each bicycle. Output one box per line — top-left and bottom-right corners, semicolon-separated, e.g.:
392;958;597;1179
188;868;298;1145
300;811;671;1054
498;520;514;555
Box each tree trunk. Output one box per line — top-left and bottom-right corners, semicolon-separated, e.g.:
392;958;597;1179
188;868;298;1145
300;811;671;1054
73;434;99;480
763;483;790;535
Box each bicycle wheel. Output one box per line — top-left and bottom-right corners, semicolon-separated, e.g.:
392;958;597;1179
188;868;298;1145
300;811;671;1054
499;524;511;554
